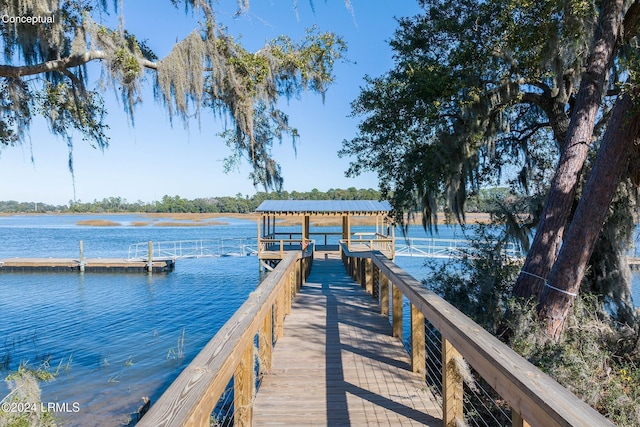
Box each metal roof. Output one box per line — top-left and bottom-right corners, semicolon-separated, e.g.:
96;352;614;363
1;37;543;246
255;200;392;215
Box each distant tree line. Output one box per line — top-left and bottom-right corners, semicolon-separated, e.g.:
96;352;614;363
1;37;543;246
0;188;384;214
0;187;521;214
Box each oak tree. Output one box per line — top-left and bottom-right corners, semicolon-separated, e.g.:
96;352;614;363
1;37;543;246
0;0;348;189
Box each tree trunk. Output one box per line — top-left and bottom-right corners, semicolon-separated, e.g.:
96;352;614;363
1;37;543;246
539;92;640;340
512;0;624;300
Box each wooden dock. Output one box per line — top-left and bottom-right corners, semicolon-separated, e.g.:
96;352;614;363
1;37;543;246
0;257;175;273
252;252;441;426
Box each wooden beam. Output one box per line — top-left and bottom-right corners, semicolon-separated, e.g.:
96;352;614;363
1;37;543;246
411;304;425;374
258;309;272;373
512;411;532;427
365;258;373;294
234;343;254;427
372;263;380;300
392;283;403;340
380;272;389;317
443;338;463;427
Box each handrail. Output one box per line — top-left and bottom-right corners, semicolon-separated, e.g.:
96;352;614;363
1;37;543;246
340;243;613;427
138;251;312;426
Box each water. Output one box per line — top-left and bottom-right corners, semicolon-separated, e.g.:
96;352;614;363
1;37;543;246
0;215;262;426
0;215;638;426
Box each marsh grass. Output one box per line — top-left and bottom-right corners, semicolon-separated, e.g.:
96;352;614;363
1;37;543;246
167;328;186;360
76;219;121;226
153;221;228;227
1;362;57;427
131;221;151;226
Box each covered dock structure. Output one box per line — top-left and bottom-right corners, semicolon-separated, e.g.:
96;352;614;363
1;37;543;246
256;200;395;268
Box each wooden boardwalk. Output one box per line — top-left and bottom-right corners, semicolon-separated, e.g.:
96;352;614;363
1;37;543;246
253;252;441;426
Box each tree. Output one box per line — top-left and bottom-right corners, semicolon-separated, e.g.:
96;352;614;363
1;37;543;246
342;0;640;337
540;91;640;339
512;0;627;300
0;0;348;189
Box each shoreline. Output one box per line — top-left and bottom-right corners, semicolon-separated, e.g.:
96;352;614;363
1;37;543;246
0;211;494;226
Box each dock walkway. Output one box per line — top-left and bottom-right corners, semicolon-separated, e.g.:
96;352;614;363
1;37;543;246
253;252;441;426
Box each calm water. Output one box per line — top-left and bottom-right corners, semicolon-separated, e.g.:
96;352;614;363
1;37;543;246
0;215;637;426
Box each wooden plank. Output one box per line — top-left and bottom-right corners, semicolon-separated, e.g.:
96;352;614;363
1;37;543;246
392;283;403;340
259;307;273;374
512;410;532;427
442;338;463;427
365;258;373;294
380;272;389;317
411;304;425;374
234;343;254;426
253;255;441;426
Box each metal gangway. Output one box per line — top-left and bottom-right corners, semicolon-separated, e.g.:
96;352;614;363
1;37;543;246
127;238;258;261
394;237;522;259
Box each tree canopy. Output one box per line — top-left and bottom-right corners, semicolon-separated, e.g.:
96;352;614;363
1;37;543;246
342;0;618;227
0;0;349;188
342;0;640;332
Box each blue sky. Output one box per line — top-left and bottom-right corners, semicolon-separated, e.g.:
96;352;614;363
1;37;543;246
0;1;421;205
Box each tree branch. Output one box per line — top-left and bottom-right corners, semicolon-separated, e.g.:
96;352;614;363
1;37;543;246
0;51;158;78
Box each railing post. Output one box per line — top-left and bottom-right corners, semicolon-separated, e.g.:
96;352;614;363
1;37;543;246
147;240;153;275
275;288;285;341
443;338;464;427
392;283;403;340
79;240;85;273
380;272;389;317
234;342;254;427
290;269;296;299
301;257;307;285
411;304;425;374
259;308;273;373
365;258;373;294
372;263;379;300
511;411;531;427
285;269;292;315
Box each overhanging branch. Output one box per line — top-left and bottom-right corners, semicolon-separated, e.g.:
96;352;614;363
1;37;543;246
0;51;158;78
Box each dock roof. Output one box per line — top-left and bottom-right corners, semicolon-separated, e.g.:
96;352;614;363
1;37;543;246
255;200;392;215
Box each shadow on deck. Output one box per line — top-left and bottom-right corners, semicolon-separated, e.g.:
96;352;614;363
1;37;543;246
253;252;441;426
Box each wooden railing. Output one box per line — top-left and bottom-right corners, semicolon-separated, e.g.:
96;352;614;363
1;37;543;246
258;238;315;259
267;231;343;246
138;251;312;427
343;235;395;259
340;244;614;427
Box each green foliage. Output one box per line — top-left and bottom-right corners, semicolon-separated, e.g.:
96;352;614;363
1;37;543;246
0;187;381;213
0;1;348;190
341;0;632;230
509;296;640;425
426;225;523;333
427;229;640;425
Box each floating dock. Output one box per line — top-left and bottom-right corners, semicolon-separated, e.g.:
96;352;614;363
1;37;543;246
0;258;175;273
